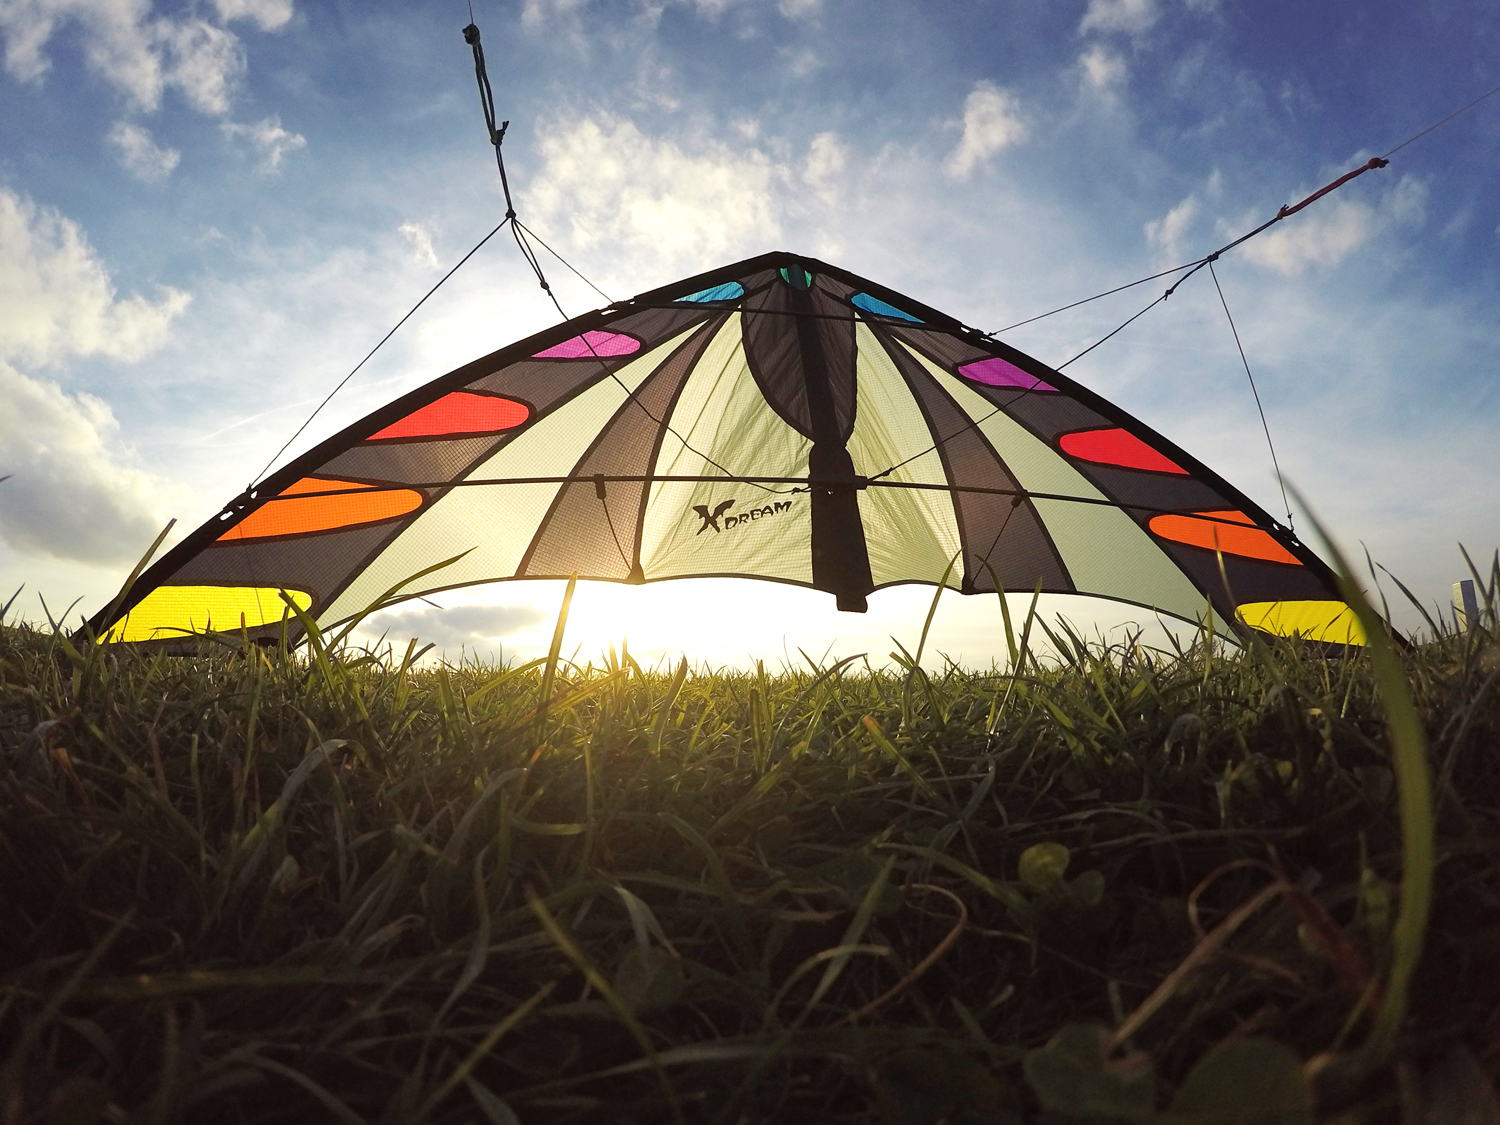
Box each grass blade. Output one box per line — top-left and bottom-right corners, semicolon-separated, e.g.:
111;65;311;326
534;575;577;741
1293;490;1434;1064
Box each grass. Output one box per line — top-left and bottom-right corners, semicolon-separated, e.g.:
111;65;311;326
2;562;1499;1124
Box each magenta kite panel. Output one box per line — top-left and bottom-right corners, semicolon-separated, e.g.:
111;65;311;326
957;356;1055;392
533;330;642;359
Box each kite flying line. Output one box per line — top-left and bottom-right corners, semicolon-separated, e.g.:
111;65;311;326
1381;78;1500;158
461;19;792;503
249;15;763;525
868;152;1388;508
1037;152;1392;372
1035;153;1383;529
100;59;1499;643
464;16;629;565
515;217;615;306
248;217;510;489
462;20;561;309
251;40;1498;522
1209;258;1290;529
992;76;1500;340
901;79;1500;528
213;476;1288;528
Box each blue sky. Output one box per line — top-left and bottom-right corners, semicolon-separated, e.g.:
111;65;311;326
2;0;1497;666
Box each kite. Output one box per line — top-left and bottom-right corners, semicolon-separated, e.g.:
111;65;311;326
89;252;1364;648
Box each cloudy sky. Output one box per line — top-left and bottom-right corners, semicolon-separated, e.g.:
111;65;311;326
2;0;1497;666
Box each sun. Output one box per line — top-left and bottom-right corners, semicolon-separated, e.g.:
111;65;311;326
361;578;1214;673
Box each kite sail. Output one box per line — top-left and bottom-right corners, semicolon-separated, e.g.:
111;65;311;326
89;252;1364;648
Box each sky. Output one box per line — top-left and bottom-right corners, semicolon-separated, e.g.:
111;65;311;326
1;0;1497;668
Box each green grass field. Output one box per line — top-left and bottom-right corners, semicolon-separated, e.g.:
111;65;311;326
3;563;1499;1124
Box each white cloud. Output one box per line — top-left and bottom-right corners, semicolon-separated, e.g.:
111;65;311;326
398;221;439;269
1239;200;1373;276
1385;173;1428;228
802;131;846;204
943;82;1027;180
108;119;179;181
0;188;183;565
781;45;820;77
0;0;249;114
631;59;681;112
1439;207;1471;239
1233;173;1426;277
212;0;292;31
0;188;189;368
156;17;241;114
221;114;306;170
778;0;821;20
521;0;809;34
1079;0;1159;34
0;0;155;92
0;361;167;564
1145;194;1198;261
363;602;550;655
1079;44;1126;92
525;112;781;271
520;0;589;31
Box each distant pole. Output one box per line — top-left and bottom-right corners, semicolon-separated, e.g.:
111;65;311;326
1453;580;1479;632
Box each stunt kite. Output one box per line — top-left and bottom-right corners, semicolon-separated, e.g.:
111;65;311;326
90;252;1363;648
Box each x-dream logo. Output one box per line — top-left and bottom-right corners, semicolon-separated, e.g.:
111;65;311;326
692;498;796;534
693;499;734;533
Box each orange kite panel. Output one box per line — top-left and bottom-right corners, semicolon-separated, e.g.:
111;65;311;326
219;478;423;540
1148;510;1301;565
